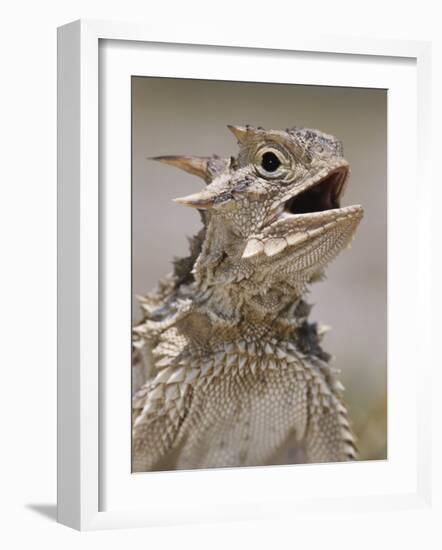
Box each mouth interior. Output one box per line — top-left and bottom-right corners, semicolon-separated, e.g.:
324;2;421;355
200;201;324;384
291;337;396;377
284;168;348;215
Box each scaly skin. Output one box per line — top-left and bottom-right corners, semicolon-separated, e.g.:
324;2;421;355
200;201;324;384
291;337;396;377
132;125;363;472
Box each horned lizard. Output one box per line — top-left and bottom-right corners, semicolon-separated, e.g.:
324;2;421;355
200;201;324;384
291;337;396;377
132;124;363;472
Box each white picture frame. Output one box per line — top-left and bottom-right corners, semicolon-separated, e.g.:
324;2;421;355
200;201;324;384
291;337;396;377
57;19;432;531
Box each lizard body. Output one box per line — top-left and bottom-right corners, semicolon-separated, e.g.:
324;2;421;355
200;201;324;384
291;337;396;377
132;125;363;471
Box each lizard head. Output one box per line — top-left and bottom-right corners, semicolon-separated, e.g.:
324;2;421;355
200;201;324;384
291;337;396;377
154;125;363;307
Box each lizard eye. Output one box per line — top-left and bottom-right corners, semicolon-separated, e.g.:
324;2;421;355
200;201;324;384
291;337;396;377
255;146;288;179
261;152;281;172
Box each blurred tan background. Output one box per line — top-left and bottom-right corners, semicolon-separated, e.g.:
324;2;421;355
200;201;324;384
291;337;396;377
132;77;387;461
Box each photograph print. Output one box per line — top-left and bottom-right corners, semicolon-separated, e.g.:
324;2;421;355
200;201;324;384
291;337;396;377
131;77;387;472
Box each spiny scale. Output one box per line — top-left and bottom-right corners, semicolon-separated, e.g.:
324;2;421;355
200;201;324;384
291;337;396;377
136;340;300;412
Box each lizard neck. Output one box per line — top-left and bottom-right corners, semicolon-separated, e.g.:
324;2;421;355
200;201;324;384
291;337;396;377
175;282;307;351
163;222;323;354
169;284;329;365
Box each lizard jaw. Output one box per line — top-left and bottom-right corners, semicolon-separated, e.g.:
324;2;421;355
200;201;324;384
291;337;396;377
242;165;363;259
241;206;363;259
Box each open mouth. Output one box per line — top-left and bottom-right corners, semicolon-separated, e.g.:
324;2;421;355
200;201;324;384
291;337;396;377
243;164;362;259
284;167;348;215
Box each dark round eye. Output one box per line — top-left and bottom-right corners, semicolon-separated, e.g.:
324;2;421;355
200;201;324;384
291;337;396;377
261;151;281;172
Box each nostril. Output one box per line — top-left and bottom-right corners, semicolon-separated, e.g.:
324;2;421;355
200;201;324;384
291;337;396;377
232;180;251;194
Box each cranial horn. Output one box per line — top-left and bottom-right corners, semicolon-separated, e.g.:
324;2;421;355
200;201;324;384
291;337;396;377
227;124;251;143
152;155;211;182
173;189;217;209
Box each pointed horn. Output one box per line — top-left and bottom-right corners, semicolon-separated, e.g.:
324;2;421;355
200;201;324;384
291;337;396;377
152;155;210;182
227;125;250;143
173;189;217;209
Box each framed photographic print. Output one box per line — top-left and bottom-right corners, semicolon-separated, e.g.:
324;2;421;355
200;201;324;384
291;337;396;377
57;19;432;530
